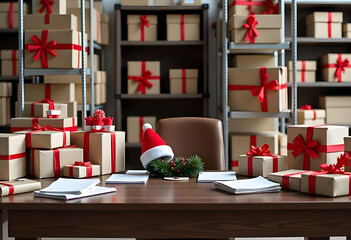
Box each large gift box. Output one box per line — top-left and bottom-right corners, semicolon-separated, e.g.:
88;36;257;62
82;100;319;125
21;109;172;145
234;54;275;68
0;134;26;180
268;169;313;192
24;14;78;31
321;54;351;82
62;101;77;118
297;105;325;125
33;0;66;15
167;14;200;41
228;14;282;44
0;82;12;97
67;0;103;11
169;69;198;94
15;101;68;118
44;71;106;84
343;24;351;38
121;0;153;6
319;96;351;124
127;61;160;94
227;0;276;17
62;162;100;178
11;117;77;133
30;147;83;178
287;125;348;171
154;0;175;6
101;13;109;45
0;98;10;126
14;130;70;149
0;2;28;29
70;131;125;175
127;116;156;143
228;67;287;112
0;179;41;197
25;30;84;69
288;60;317;83
306;12;343;38
127;15;157;41
23;83;75;102
76;83;106;105
1;50;18;76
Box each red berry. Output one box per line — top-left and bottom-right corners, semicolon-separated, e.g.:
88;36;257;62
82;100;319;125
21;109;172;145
173;164;176;167
182;163;186;166
170;167;175;171
176;169;180;173
170;160;173;164
181;158;184;161
186;159;189;162
161;160;164;163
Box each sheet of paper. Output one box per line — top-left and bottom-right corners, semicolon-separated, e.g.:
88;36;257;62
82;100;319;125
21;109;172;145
197;171;237;183
105;173;149;184
38;178;100;194
126;170;149;175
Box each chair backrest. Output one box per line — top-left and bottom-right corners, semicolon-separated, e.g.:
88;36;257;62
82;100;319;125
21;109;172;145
156;117;225;170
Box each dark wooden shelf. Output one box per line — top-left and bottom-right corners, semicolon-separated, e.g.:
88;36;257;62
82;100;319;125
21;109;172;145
120;5;206;11
287;82;351;87
285;0;351;7
286;37;351;45
0;76;32;81
120;94;204;99
121;40;204;46
0;29;17;34
126;142;142;148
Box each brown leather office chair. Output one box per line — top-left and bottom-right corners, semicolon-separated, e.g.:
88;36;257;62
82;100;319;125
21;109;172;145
157;117;225;170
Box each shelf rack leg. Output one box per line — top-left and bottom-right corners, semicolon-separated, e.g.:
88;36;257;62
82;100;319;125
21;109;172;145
90;0;95;116
18;0;24;117
291;0;297;125
81;0;87;127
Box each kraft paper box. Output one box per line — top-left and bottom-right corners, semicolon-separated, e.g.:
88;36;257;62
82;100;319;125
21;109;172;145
15;102;68;118
121;0;153;6
33;0;66;15
70;131;126;175
0;98;10;126
13;130;70;149
228;67;288;112
287;125;348;171
0;179;41;197
75;83;106;105
167;14;200;41
229;118;276;133
44;71;106;84
0;134;26;180
321;54;351;82
23;83;75;102
67;1;103;12
154;0;176;6
127;116;156;143
128;61;160;94
343;24;351;38
62;163;100;178
344;137;351;172
229;14;282;44
278;133;287;155
24;14;78;31
101;13;109;45
0;82;12;97
268;169;312;192
234;55;276;68
61;101;77;118
30;147;83;178
181;0;201;5
127;15;158;41
319;96;351;124
238;154;287;177
169;69;198;94
0;3;28;29
88;54;100;72
25;30;84;69
11;117;77;133
288;60;317;83
1;49;18;76
306;12;343;38
297;108;325;125
227;0;267;17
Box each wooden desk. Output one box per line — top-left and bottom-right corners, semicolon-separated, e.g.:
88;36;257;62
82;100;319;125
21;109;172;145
1;176;351;240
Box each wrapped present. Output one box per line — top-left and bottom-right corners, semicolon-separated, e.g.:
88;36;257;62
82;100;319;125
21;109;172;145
167;14;200;41
288;60;317;83
278;132;287;155
25;30;85;69
0;134;26;180
44;71;106;84
33;0;66;15
344;137;351;172
228;14;282;44
88;54;100;72
84;110;115;133
228;67;287;112
23;83;75;102
297;105;325;125
101;13;109;45
11;117;77;133
30;147;83;178
238;144;287;177
61;101;77;118
15;100;68;118
169;69;198;94
306;12;343;38
67;0;103;11
343;24;351;38
75;83;106;105
127;116;156;143
0;50;18;76
127;15;157;41
24;14;78;31
287;125;348;171
227;0;277;17
0;2;28;29
234;54;276;68
121;0;153;6
319;96;351;124
0;179;41;197
0;82;12;97
62;161;100;178
321;54;351;82
128;61;160;94
0;98;10;126
268;169;313;192
70;131;125;175
181;0;202;6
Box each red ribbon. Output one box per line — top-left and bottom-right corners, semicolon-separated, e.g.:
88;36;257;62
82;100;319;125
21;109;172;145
31;99;55;117
301;61;306;83
250;135;257;147
140;15;149;41
246;144;278;176
24;123;67;148
45;84;51;99
282;170;313;189
11;126;77;133
69;161;93;178
8;3;13;29
182;69;187;94
322;54;351;83
127;61;160;94
228;67;287;112
11;50;16;76
231;160;239;167
263;0;279;14
327;12;332;39
180;14;185;41
91;128;106;133
83;132;90;162
0;183;14;195
0;152;26;161
300;104;316;120
229;0;266;13
244;14;259;43
39;0;54;24
139;116;144;142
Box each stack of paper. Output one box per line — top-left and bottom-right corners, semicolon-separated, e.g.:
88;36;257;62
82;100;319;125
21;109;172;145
34;178;116;200
105;170;149;184
197;171;237;183
215;176;281;195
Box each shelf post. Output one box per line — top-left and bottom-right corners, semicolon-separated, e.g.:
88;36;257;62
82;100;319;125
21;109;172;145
90;0;95;116
81;0;87;127
291;0;297;125
18;0;24;117
280;0;286;133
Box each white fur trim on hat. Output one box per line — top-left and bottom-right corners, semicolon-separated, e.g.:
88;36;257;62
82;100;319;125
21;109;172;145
140;145;174;169
143;123;152;131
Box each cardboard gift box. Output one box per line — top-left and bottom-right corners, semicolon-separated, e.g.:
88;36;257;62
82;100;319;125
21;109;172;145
24;14;78;31
0;178;41;197
306;12;343;38
288;60;317;83
70;131;125;175
297;105;325;125
278;133;287;155
321;54;351;82
344;137;351;172
62;162;100;178
23;83;75;102
268;169;313;192
0;134;26;180
11;117;77;133
67;1;103;11
75;83;106;105
44;71;106;84
234;54;276;68
61;101;77;118
0;98;10;126
101;13;109;45
25;30;84;69
167;14;200;41
319;96;351;124
15;101;68;118
128;61;160;94
0;49;18;76
287;125;348;171
154;0;175;6
13;130;70;149
181;0;202;5
127;116;156;143
228;67;287;112
127;15;157;41
228;14;282;44
343;24;351;38
30;147;83;178
0;2;28;29
121;0;153;6
227;0;270;17
87;54;100;72
33;0;66;15
0;82;12;97
169;69;198;94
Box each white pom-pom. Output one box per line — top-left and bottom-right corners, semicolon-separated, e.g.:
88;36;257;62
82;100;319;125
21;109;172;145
142;123;152;132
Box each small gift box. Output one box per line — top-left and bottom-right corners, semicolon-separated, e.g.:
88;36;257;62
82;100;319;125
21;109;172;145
127;116;156;143
228;67;288;112
33;0;66;15
234;54;276;68
228;14;282;44
227;0;278;17
121;0;153;6
24;14;78;31
0;98;10;126
101;13;109;45
127;15;157;41
288;60;317;83
44;70;106;84
0;2;28;29
0;179;41;197
319;96;351;124
0;134;26;180
127;61;160;94
306;12;343;39
321;54;351;83
167;14;200;41
343;24;351;38
0;50;18;76
287;125;348;171
30;147;84;179
268;169;313;192
0;82;12;97
103;117;115;132
62;161;100;178
11;117;77;133
23;83;75;102
297;105;325;125
169;69;198;94
15;101;68;118
238;144;287;177
76;83;106;105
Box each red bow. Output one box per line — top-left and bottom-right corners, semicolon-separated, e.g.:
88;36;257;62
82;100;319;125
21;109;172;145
72;161;92;167
335;55;350;82
91;128;106;133
47;114;60;118
319;153;351;174
31;99;55;117
246;144;273;157
244;14;259;43
140;15;150;28
132;70;154;94
263;0;279;14
39;0;54;14
289;134;320;167
300;104;312;110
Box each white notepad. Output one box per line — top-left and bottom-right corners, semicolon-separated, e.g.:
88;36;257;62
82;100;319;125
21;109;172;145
197;171;237;183
38;178;100;194
105;173;149;184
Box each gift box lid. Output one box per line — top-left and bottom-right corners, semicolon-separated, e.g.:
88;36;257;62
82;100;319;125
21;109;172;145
320;53;351;65
25;30;82;47
166;14;200;24
0;134;25;155
169;69;198;78
319;96;351;108
0;50;18;60
127;15;157;24
288;60;317;71
228;67;287;85
127;61;160;76
297;108;325;120
343;23;351;32
101;13;109;24
228;14;282;31
306;12;343;25
268;169;312;179
24;14;78;31
0;2;28;13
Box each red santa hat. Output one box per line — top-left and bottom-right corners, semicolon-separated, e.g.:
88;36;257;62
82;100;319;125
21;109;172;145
140;123;174;169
